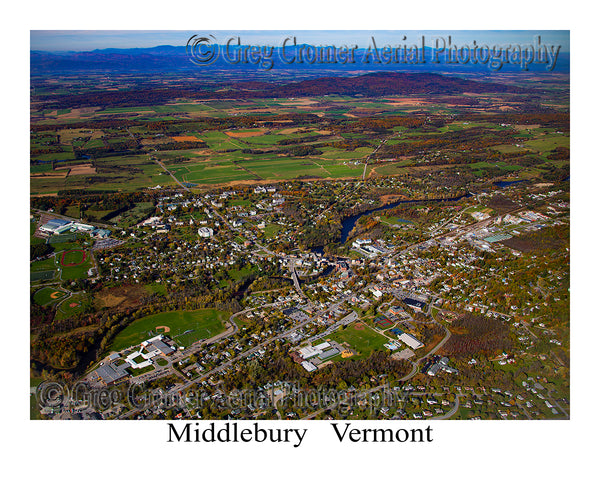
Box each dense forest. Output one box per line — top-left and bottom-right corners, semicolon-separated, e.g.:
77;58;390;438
441;313;512;358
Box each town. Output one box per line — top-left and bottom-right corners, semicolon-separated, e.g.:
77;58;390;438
31;173;569;421
30;51;570;421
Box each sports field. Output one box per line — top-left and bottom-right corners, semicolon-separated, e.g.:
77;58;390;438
110;308;229;351
54;292;88;321
58;249;93;281
30;255;58;282
327;323;389;358
33;287;67;306
60;249;86;266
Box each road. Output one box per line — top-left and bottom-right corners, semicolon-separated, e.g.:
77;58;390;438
288;260;310;302
362;132;399;181
431;394;463;420
152;157;190;192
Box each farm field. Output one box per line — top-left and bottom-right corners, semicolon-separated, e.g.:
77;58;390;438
110;308;229;351
31;83;570;194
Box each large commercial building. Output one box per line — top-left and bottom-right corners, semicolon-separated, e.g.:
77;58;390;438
39;218;73;235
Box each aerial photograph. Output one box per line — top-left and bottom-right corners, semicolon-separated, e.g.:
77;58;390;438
29;29;570;422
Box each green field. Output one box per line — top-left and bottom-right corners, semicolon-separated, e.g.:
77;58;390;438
144;282;168;296
155;357;169;367
55;292;89;321
30;256;57;272
379;215;413;226
33;287;67;306
327;323;389;358
60;249;86;265
110;308;229;351
29;256;57;282
30;270;56;282
58;249;93;281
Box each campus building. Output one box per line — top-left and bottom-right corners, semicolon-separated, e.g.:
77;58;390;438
197;227;214;237
39;218;73;235
91;362;130;386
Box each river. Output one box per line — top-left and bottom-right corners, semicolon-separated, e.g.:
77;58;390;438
339;192;472;244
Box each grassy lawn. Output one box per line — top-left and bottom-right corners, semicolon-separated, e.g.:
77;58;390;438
110;308;229;351
30;256;58;272
155;357;169;367
144;282;168;296
128;364;155;376
379;215;413;226
262;223;283;239
228;265;258;282
130;355;146;364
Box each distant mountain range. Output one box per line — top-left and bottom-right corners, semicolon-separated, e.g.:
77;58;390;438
30;44;569;75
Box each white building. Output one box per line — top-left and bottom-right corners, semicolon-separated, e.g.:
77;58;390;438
352;238;372;249
198;227;214;238
398;333;424;349
301;361;317;372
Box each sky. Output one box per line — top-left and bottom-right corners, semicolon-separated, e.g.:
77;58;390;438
30;30;570;53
